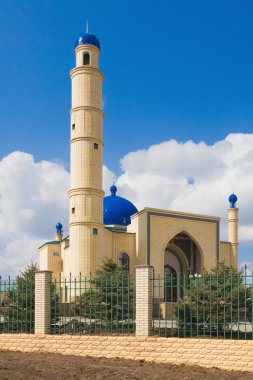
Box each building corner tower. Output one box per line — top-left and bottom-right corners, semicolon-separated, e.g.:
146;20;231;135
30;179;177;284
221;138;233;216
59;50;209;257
228;193;239;267
68;32;104;278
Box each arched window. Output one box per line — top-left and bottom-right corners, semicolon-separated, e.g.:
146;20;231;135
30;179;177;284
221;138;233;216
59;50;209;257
118;253;129;270
83;53;90;65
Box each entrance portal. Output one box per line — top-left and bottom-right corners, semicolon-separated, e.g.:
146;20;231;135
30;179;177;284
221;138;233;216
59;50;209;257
164;232;202;303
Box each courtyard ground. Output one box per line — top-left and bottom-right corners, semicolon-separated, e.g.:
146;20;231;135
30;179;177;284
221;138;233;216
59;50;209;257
0;350;252;379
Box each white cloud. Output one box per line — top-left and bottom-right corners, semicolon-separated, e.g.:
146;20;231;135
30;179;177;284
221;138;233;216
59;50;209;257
1;133;253;276
0;151;114;277
116;133;253;246
0;151;69;277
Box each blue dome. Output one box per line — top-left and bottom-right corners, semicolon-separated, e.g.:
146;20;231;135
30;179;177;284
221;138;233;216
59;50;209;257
103;186;138;226
75;33;100;49
228;193;238;208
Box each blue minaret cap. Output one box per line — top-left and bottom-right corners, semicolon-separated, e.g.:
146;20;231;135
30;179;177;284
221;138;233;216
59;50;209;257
74;33;100;49
55;222;63;234
228;193;238;208
110;185;117;196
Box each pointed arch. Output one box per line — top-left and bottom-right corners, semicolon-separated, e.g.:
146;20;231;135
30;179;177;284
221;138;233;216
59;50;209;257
162;229;204;272
164;243;189;273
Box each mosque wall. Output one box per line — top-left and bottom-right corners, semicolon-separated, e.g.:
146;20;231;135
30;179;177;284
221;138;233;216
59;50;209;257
99;229;136;272
145;209;219;275
220;241;236;268
112;232;136;273
62;245;71;278
39;245;48;271
100;228;113;264
39;243;62;281
128;211;148;266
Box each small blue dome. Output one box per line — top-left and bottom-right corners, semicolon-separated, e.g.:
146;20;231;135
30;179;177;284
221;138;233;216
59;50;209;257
110;185;117;196
75;33;100;49
104;186;138;226
55;222;63;234
228;193;238;208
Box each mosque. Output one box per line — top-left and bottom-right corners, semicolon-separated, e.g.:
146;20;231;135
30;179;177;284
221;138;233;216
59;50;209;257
39;30;239;284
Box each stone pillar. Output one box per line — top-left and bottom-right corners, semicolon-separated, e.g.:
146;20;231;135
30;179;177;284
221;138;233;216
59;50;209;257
35;271;52;334
135;265;153;336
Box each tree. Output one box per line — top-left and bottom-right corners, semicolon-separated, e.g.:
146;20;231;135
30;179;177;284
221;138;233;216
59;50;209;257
177;263;252;337
0;261;38;332
72;258;135;333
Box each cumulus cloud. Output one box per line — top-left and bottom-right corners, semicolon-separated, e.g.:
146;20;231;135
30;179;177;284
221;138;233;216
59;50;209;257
0;152;69;276
116;133;253;245
0;151;114;277
1;133;253;276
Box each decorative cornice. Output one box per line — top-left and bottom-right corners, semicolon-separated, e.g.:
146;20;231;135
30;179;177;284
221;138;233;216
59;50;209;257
68;188;104;197
75;44;99;54
68;221;104;228
70;66;104;80
70;106;104;117
70;136;103;145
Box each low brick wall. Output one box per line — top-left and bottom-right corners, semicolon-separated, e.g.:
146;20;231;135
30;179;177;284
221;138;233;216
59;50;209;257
0;334;253;372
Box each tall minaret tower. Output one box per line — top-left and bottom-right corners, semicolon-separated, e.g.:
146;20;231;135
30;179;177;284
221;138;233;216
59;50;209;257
228;193;239;268
68;30;104;278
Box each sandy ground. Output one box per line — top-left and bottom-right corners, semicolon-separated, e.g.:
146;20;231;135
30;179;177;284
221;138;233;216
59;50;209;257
0;350;252;380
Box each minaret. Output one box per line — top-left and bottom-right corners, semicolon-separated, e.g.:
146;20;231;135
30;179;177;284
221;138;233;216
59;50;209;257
228;193;239;267
68;30;104;278
55;222;63;242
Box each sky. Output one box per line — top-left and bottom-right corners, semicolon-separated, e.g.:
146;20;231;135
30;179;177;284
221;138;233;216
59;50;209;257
0;0;253;276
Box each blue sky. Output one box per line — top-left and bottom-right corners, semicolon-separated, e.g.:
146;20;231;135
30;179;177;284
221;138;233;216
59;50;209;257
0;0;253;274
1;0;253;173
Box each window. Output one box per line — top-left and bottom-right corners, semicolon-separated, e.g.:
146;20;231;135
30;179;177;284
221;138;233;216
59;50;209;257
72;123;75;130
53;252;60;256
72;207;75;214
83;53;90;65
122;217;127;225
93;228;98;235
94;143;98;150
118;253;129;270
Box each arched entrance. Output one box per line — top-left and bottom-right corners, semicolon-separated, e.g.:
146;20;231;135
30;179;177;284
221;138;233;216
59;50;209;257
164;231;202;302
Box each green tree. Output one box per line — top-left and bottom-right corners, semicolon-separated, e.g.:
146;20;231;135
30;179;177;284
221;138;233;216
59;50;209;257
177;263;252;337
0;261;38;332
72;258;135;333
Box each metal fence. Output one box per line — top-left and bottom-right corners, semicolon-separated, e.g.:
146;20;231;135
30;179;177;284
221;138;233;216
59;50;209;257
0;276;35;333
51;274;135;335
2;268;253;339
152;271;253;339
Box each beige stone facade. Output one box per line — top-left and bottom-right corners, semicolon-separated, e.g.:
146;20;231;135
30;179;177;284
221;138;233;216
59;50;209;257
39;35;239;281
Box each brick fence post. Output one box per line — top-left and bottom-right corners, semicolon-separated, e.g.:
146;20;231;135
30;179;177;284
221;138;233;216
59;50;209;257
35;270;52;334
135;265;153;336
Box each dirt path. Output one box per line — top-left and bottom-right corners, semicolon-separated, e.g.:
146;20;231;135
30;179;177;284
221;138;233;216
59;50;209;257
0;350;251;380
